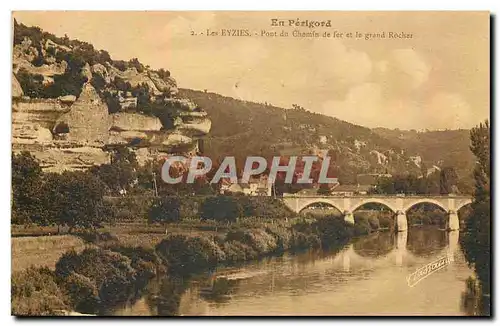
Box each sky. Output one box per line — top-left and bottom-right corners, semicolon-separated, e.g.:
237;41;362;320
13;11;490;130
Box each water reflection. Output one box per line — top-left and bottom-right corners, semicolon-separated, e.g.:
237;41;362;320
115;228;478;316
407;227;447;257
353;232;395;258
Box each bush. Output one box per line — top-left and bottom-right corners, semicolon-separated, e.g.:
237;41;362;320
265;225;292;252
63;272;99;314
225;229;278;255
155;235;225;273
222;241;258;262
291;230;321;250
11;267;68;316
55;248;137;311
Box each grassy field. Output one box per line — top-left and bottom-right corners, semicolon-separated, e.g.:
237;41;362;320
11;235;89;272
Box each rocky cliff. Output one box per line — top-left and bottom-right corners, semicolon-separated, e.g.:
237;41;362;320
12;22;211;172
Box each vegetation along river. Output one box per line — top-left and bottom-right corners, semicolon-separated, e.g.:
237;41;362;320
114;228;478;316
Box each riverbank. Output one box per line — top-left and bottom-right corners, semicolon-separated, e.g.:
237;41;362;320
12;215;366;316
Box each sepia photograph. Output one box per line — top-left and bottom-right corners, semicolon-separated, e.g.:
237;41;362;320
10;11;491;317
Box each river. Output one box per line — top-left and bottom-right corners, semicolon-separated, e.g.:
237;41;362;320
114;228;479;316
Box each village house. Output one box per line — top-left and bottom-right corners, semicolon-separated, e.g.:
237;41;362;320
219;175;272;196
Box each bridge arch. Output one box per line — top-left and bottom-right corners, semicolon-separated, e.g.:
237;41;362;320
456;200;474;211
296;199;343;214
349;199;397;213
404;198;448;213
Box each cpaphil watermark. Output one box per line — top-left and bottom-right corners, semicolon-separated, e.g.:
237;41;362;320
406;254;454;287
161;155;338;185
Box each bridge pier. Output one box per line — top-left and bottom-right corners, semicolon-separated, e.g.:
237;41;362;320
396;210;408;232
395;231;408;266
447;210;459;231
344;211;355;224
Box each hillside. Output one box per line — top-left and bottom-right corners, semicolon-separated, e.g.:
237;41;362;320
372;128;474;187
180;89;425;184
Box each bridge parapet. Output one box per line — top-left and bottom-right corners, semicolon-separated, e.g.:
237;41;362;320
281;194;472;232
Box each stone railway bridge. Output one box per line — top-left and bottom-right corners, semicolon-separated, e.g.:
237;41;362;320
281;194;473;231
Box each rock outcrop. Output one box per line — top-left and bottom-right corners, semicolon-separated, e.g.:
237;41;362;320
53;83;109;145
11;27;212;172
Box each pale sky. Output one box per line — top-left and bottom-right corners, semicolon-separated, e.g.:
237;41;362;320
13;11;490;130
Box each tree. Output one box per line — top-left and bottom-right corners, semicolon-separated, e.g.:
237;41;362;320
200;196;242;222
91;147;137;195
11;152;45;224
148;197;181;224
48;171;109;232
439;167;458;194
461;120;490;315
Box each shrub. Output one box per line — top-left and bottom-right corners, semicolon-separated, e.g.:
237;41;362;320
11;267;68;316
108;245;165;279
291;230;321;250
64;272;99;314
55;248;137;311
222;241;258;262
225;229;278;255
155;235;225;273
265;225;292;252
238;197;296;219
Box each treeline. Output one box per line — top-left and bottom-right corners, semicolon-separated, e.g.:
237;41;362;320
11;149;299;229
369;166;466;195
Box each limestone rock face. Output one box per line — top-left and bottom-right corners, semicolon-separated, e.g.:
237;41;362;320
12;124;53;144
11;32;212;172
58;95;77;104
12;99;70;144
177;118;212;136
81;63;93;81
31;146;110;172
148;72;178;96
53;83;109;145
164;98;198;111
91;63;110;83
109;112;163;132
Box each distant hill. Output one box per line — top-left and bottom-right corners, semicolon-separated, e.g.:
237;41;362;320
180;89;428;184
372;128;474;188
179;89;475;190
